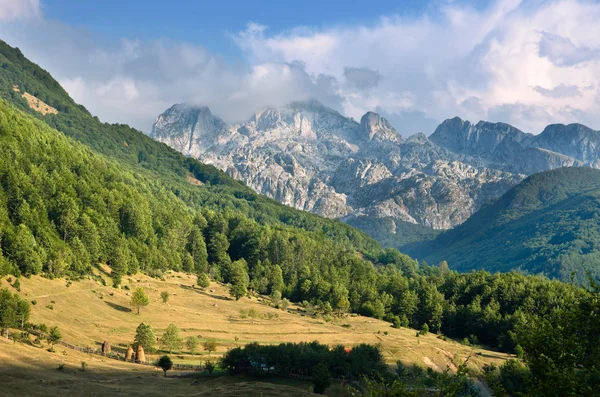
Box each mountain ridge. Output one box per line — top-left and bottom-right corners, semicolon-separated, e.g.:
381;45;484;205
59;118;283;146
151;102;535;230
403;167;600;282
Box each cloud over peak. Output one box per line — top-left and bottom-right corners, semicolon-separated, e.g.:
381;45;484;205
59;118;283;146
2;0;600;134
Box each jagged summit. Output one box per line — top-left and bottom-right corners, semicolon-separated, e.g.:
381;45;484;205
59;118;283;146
360;111;403;143
150;99;600;233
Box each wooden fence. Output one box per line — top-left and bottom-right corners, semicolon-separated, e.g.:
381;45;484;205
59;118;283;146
26;328;202;371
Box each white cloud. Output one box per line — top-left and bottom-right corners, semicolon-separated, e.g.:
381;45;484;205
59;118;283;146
534;84;581;98
234;0;600;133
2;0;600;134
0;0;40;21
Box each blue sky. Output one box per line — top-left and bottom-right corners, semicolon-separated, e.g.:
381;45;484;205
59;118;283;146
1;0;600;134
42;0;441;58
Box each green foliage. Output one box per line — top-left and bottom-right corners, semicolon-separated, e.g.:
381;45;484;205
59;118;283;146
312;363;332;394
196;272;210;289
130;287;149;315
410;167;600;283
203;339;217;356
228;259;248;300
515;344;524;359
349;378;419;397
160;291;169;303
220;341;386;381
47;326;61;347
0;39;596;362
204;360;215;375
270;290;282;307
161;323;183;354
133;322;156;353
0;287;30;336
483;360;529;397
156;355;173;377
517;276;600;396
186;336;199;355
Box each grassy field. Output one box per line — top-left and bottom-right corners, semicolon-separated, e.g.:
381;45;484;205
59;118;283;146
0;270;510;396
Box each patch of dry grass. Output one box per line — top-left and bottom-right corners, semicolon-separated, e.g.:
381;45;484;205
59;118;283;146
0;272;510;395
11;85;58;115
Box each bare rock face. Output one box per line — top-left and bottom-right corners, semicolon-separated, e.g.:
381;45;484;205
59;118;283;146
150;101;600;235
360;112;403;144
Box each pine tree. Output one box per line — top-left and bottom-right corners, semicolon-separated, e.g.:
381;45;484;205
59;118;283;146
197;272;210;289
229;259;248;300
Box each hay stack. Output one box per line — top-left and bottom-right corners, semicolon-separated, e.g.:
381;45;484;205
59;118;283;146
101;340;111;355
126;346;134;361
136;345;145;362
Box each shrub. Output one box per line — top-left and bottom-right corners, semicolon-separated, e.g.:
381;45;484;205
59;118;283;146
57;364;65;371
205;360;216;375
160;291;169;303
515;344;524;359
80;361;88;372
31;300;37;305
312;363;332;394
156;355;173;377
239;309;248;319
279;298;290;311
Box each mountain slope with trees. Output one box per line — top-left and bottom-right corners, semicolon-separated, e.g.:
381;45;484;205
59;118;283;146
0;40;378;255
0;39;593;360
406;167;600;283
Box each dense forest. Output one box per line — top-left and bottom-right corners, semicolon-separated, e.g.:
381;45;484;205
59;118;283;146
0;101;586;357
406;167;600;283
0;39;598;395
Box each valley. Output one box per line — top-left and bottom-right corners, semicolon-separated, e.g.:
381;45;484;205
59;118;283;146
1;271;509;396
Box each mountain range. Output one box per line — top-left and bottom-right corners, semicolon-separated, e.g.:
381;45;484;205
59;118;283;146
150;102;600;248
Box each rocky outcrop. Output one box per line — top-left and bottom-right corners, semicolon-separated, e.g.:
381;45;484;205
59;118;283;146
150;102;600;233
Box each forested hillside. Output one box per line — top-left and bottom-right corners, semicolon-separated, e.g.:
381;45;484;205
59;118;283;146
0;38;592;359
406;167;600;283
0;40;378;254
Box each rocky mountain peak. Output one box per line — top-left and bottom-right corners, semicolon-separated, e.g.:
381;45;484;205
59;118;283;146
360;111;403;143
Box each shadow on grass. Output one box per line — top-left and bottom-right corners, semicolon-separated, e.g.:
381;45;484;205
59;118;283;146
105;301;132;313
180;284;232;301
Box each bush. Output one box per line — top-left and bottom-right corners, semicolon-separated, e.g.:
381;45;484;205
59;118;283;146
57;364;65;371
160;291;169;303
312;363;332;394
80;361;88;372
515;344;524;359
156;356;173;377
239;309;248;319
205;360;215;375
